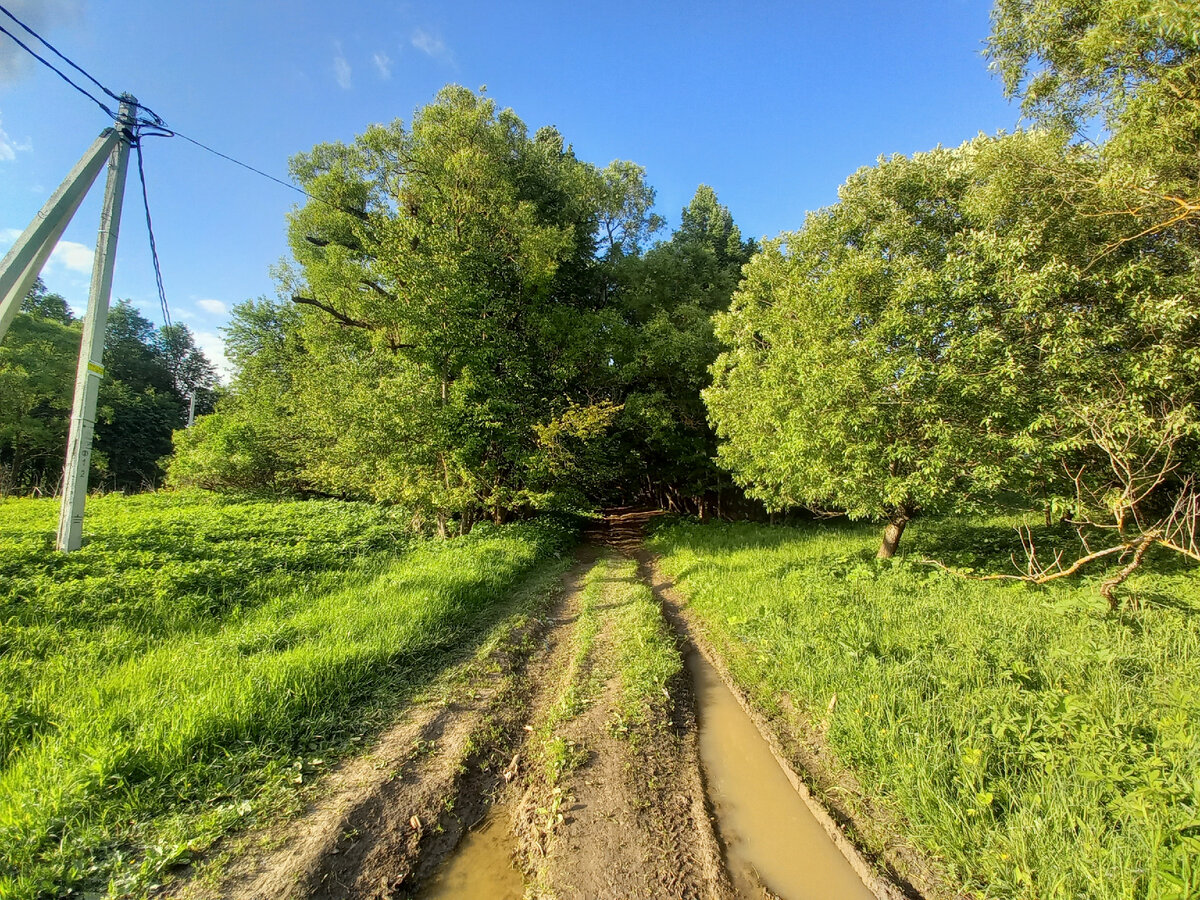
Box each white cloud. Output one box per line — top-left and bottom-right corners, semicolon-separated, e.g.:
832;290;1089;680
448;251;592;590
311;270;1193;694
0;1;85;85
196;298;228;316
49;239;93;274
194;330;233;383
333;43;352;90
372;51;392;80
411;28;453;64
0;114;31;162
0;230;90;276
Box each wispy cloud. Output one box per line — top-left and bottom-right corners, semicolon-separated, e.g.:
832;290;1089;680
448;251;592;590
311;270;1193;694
411;28;453;64
0;113;31;162
372;51;392;80
196;298;228;316
2;229;93;276
0;0;85;85
333;42;352;90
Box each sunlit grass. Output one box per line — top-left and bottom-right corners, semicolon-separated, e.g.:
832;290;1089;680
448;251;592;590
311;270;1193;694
650;516;1200;900
0;492;573;898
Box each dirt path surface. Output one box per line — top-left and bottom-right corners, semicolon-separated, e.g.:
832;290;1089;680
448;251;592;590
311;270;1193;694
171;513;906;900
513;529;731;899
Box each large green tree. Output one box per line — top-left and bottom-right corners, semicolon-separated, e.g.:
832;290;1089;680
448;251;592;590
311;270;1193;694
706;141;1018;555
178;87;653;528
707;125;1200;560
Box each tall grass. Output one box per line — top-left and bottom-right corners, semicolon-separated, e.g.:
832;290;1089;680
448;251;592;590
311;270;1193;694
0;493;572;898
649;517;1200;900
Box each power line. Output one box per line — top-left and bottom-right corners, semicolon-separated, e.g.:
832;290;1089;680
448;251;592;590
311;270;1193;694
134;142;172;333
0;3;166;126
0;19;114;118
0;3;323;198
0;1;369;343
167;130;315;204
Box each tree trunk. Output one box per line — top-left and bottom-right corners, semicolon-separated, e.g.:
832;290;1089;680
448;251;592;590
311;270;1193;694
877;513;910;559
436;510;448;539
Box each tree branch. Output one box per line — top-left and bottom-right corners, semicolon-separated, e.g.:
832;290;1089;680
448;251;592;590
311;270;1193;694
291;295;374;330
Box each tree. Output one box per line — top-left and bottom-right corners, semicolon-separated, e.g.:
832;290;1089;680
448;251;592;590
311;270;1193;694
988;0;1200;241
169;298;304;494
706;140;1023;556
608;185;756;514
1;290;219;493
19;278;73;324
157;323;219;415
180;87;646;526
0;305;77;493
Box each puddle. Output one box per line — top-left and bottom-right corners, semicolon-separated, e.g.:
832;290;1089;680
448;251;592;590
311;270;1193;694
415;803;523;900
687;649;877;900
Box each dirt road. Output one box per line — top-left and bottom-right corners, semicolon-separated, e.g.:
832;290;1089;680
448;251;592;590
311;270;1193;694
171;513;903;900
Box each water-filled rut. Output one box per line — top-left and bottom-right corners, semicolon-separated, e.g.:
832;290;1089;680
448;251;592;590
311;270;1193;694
687;646;877;899
415;803;523;900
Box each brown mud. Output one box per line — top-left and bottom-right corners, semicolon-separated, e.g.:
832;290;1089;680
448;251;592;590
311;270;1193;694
169;512;923;900
512;540;731;900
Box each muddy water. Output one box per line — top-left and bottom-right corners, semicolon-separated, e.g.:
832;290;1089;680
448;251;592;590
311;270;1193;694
415;804;523;900
688;650;877;900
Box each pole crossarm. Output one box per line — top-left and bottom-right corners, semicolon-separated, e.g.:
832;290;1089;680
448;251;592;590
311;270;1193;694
0;127;121;343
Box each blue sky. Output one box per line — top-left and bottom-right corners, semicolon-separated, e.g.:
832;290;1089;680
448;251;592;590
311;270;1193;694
0;0;1020;378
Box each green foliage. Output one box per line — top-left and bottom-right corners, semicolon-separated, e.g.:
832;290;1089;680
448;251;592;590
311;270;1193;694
183;87;656;521
609;185;756;511
988;0;1200;283
706;127;1200;546
0;308;77;494
0;492;573;898
1;290;219;494
651;518;1200;900
18;278;73;324
706;141;1014;528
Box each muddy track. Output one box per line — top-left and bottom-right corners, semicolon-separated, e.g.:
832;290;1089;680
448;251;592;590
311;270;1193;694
171;515;907;900
512;544;731;899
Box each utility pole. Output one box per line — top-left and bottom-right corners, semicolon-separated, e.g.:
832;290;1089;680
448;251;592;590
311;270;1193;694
187;392;196;427
56;95;137;552
0;127;121;344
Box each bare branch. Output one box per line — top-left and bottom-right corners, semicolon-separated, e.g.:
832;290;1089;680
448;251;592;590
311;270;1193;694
292;295;374;330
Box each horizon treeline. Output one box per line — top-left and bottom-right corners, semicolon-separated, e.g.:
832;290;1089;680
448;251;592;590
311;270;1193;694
161;0;1196;573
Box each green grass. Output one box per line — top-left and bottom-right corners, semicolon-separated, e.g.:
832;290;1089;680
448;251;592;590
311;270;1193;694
0;492;573;899
600;557;681;731
649;516;1200;900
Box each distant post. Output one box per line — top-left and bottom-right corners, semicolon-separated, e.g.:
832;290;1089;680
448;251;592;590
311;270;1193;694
56;95;137;552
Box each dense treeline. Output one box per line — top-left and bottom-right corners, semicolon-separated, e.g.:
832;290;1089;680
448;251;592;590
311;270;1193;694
0;280;217;493
171;88;753;527
172;0;1199;587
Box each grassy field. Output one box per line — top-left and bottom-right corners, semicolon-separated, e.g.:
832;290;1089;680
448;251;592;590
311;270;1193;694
0;492;572;899
649;517;1200;900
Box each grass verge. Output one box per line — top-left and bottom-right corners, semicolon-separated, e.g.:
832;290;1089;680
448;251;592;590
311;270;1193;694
0;492;573;899
649;517;1200;900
